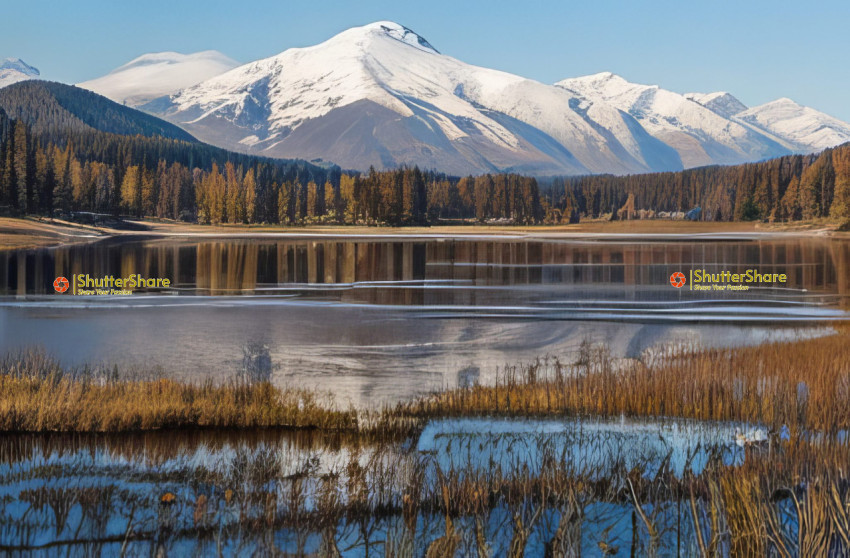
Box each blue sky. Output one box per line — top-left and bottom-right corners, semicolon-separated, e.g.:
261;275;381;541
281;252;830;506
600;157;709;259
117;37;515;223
4;0;850;120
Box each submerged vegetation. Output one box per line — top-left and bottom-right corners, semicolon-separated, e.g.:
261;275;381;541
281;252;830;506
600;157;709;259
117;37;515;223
1;329;850;555
2;411;850;554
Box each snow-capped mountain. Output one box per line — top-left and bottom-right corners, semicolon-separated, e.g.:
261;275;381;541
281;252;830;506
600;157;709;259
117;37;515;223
78;51;238;107
143;22;683;176
0;58;40;89
101;22;850;176
684;91;748;119
683;90;850;154
735;98;850;153
556;72;794;168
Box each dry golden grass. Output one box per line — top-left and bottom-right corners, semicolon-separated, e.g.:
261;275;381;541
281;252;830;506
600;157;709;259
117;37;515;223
2;328;849;436
0;352;356;432
398;330;850;433
3;376;850;554
682;439;850;558
3;333;850;554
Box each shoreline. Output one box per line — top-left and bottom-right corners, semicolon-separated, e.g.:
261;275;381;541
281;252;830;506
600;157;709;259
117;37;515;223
1;216;845;250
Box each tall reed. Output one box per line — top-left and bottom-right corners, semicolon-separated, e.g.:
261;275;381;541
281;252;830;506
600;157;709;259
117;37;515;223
397;330;850;433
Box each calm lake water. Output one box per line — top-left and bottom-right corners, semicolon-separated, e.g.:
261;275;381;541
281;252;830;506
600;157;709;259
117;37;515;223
1;234;848;405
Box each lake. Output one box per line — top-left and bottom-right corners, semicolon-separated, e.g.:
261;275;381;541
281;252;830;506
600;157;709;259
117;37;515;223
1;234;848;406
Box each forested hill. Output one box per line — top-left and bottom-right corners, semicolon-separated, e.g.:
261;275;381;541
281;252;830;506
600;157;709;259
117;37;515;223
548;142;850;223
0;99;543;226
0;83;544;226
0;85;337;221
0;81;196;142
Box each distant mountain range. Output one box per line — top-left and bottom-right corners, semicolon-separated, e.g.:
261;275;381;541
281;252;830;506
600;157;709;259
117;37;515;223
0;58;40;89
6;22;850;176
559;72;792;168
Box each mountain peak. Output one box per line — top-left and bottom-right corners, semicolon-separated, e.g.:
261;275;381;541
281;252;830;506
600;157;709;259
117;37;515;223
555;73;797;167
684;91;748;118
556;72;661;98
574;71;626;84
0;58;41;90
737;97;850;151
768;97;799;106
138;22;850;176
1;58;40;76
355;21;440;54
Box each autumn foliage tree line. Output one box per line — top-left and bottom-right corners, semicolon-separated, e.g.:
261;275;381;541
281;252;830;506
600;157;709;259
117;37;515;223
548;143;850;223
0;107;547;225
0;104;330;223
194;164;545;225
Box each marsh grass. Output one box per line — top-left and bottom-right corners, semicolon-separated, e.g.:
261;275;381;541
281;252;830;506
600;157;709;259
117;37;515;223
0;350;356;433
3;332;850;553
396;329;850;434
3;329;850;436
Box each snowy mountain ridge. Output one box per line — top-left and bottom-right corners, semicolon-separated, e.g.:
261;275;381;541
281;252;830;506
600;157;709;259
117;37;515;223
142;22;682;175
735;98;850;152
683;91;749;119
74;21;850;175
555;72;793;168
0;58;40;89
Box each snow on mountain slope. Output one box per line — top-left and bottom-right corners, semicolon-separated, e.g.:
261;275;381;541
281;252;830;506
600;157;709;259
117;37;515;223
145;22;681;175
684;91;803;149
684;91;748;119
78;51;238;107
557;72;790;168
0;58;40;89
736;98;850;152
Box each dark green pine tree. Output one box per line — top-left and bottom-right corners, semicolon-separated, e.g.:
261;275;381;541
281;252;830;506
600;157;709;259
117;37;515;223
1;138;15;208
54;149;72;214
35;147;55;213
13;120;30;213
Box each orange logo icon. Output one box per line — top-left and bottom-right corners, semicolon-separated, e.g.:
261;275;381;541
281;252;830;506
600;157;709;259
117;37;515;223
53;276;70;293
669;272;686;288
